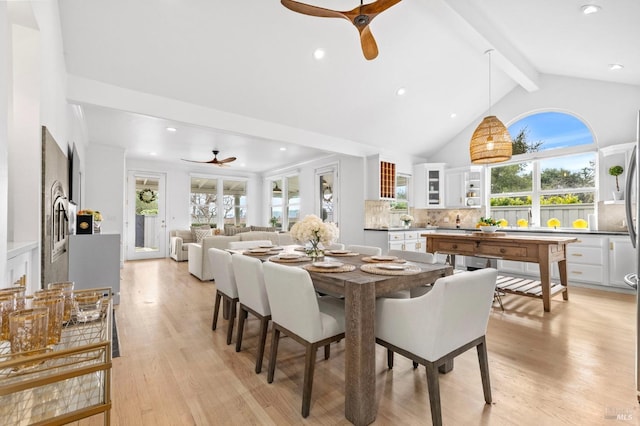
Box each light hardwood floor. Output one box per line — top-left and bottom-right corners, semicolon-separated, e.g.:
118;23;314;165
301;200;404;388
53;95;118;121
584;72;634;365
77;258;638;425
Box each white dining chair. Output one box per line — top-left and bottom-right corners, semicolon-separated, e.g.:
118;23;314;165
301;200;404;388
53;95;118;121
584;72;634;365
345;244;382;256
263;261;346;418
209;248;239;345
232;254;271;374
383;250;438;299
375;268;498;426
325;242;345;251
228;240;275;250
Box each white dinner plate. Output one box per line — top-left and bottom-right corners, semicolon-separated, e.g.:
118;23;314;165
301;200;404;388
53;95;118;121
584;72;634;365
371;255;397;261
376;264;405;270
312;261;344;268
278;253;302;259
328;250;350;254
259;244;275;248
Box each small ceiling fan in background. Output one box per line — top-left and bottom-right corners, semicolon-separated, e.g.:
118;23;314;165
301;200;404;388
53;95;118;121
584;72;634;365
182;150;237;166
280;0;402;60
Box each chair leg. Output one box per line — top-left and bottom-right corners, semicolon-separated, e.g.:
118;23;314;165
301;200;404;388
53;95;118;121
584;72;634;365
324;344;330;360
387;349;394;369
226;299;237;345
267;328;281;384
255;317;270;374
413;361;419;369
235;307;248;352
302;343;318;418
425;362;443;426
476;337;493;404
212;291;222;330
494;289;505;311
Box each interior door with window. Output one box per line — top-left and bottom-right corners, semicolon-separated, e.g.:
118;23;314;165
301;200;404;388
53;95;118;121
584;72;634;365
127;171;166;260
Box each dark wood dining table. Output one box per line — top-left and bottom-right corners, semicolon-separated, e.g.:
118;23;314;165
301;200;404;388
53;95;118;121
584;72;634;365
234;247;452;425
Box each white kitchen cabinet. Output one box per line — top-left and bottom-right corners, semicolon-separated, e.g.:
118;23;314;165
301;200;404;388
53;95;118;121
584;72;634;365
445;169;464;208
389;230;423;252
6;241;38;294
464;167;483;208
414;163;445;208
366;155;396;200
608;236;636;288
69;234;121;304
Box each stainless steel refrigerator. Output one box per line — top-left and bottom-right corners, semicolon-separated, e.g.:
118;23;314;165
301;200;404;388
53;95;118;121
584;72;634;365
624;110;640;402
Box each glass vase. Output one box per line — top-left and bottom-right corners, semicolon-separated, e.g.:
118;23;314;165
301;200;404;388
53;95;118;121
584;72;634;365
306;239;324;260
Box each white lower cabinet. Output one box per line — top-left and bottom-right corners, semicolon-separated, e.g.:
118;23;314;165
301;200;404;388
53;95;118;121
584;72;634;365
608;237;636;288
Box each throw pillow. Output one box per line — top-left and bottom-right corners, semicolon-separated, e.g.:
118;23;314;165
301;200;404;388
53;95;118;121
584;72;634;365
191;224;211;240
225;226;250;236
250;226;276;232
194;228;212;243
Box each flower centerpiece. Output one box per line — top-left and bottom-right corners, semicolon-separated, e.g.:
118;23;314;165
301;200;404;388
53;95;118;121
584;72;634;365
290;214;339;259
400;214;414;228
476;216;501;233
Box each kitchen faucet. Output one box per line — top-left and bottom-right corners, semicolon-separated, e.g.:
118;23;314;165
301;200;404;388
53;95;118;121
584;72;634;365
528;208;535;227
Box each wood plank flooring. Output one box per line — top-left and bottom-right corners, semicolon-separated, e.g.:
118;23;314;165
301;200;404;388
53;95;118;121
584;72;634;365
76;258;639;425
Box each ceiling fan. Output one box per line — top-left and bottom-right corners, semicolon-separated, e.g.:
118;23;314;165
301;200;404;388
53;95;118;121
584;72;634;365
182;150;237;167
280;0;402;60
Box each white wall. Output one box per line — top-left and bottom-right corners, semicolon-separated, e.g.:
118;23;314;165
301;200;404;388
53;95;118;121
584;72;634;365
0;3;11;281
430;74;640;167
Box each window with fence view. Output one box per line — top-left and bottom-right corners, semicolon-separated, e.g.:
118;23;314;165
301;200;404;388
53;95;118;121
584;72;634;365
490;112;595;228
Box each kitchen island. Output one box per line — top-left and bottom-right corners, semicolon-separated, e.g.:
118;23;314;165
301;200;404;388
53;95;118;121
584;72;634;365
424;232;578;312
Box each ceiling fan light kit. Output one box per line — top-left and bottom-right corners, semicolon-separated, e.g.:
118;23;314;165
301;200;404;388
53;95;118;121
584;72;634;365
470;49;513;164
280;0;402;60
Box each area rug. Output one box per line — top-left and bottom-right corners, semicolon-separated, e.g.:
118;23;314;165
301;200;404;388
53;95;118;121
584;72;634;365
112;310;120;358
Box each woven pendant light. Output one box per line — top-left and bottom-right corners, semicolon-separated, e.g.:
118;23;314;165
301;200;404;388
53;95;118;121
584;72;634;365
470;50;512;164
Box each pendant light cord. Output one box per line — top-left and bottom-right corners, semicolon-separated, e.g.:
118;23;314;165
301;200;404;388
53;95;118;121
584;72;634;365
486;49;494;116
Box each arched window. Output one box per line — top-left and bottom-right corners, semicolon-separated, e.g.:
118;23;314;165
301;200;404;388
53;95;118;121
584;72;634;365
489;111;596;228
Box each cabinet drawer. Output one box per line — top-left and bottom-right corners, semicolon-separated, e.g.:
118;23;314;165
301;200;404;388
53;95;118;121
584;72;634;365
404;231;419;240
478;245;527;258
432;241;476;254
389;232;404;241
566;264;604;284
566;246;603;265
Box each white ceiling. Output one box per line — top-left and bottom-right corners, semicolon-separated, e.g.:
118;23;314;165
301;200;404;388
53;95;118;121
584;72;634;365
58;0;640;173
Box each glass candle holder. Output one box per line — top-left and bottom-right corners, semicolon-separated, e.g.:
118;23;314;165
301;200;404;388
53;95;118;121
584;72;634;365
0;287;25;310
74;292;103;322
47;281;74;322
32;294;64;346
9;307;49;354
0;294;17;341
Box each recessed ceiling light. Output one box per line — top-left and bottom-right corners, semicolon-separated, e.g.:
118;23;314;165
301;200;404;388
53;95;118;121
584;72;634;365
581;4;601;15
149;152;157;156
240;163;246;167
166;127;177;132
280;147;287;151
313;48;326;60
450;113;457;119
609;63;624;71
396;87;406;96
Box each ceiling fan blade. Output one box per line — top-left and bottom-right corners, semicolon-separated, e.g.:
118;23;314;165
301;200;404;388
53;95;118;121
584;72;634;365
181;159;211;164
218;157;237;163
359;25;379;60
360;0;402;17
281;0;348;20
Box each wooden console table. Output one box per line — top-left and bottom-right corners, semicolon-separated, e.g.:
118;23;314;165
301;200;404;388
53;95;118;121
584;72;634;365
424;232;578;312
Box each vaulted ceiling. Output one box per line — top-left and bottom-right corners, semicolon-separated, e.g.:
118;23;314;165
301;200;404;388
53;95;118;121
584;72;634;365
58;0;640;172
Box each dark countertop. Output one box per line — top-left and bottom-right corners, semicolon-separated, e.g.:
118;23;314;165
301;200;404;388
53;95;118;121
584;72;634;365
364;226;629;236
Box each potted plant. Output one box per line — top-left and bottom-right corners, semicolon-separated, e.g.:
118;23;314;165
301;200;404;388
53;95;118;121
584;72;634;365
609;165;624;200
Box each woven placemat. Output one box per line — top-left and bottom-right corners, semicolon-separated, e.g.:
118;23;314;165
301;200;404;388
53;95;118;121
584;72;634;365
303;264;356;273
360;263;422;275
361;256;406;264
269;255;311;263
325;251;360;257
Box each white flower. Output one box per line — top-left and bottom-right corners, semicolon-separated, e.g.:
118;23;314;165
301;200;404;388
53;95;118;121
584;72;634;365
400;214;414;222
290;214;339;246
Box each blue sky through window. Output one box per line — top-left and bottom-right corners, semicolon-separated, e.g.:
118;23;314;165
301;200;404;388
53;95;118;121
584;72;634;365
508;112;593;151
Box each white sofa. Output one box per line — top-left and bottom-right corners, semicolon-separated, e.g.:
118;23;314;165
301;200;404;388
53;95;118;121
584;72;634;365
188;231;294;281
169;230;196;262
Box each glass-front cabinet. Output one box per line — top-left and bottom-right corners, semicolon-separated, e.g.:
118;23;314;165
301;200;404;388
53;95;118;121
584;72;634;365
414;163;445;208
